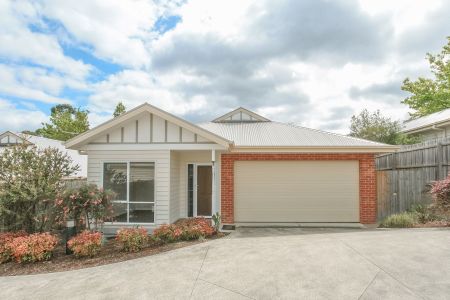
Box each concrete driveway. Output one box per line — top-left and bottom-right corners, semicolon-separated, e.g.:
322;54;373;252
1;228;449;300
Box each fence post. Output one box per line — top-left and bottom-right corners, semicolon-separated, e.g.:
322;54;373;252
437;142;444;180
392;152;400;213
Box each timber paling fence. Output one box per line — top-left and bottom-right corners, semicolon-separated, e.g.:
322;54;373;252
375;137;450;220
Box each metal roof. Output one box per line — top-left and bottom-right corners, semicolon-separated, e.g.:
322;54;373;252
198;121;390;147
402;108;450;132
0;132;87;177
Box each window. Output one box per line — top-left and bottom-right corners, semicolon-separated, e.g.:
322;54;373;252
103;162;155;223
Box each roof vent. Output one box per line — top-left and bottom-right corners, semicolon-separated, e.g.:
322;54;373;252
212;107;270;123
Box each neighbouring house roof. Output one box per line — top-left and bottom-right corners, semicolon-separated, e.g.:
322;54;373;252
0;132;87;178
199;121;395;150
402;108;450;133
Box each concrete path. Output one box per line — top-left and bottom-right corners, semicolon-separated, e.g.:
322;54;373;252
1;228;449;300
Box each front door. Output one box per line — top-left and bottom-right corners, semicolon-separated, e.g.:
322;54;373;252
196;165;212;216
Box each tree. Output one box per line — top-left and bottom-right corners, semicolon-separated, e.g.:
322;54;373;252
36;104;89;141
349;109;419;145
113;102;126;117
0;144;79;232
402;37;450;118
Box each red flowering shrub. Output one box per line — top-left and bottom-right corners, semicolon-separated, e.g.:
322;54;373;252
0;231;28;263
152;224;183;242
430;175;450;213
116;227;149;252
67;231;103;258
8;233;58;263
153;218;216;243
176;218;215;240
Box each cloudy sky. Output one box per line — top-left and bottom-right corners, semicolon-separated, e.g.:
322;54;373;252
0;0;449;134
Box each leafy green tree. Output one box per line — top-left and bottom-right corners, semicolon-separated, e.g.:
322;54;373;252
113;102;126;117
402;37;450;118
349;109;420;145
0;144;79;232
36;104;89;141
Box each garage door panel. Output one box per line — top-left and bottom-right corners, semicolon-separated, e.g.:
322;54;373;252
234;161;359;222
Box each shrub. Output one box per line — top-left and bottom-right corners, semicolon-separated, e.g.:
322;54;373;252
67;231;103;258
116;227;149;252
0;231;28;263
8;232;58;263
380;212;417;228
212;213;221;231
152;224;183;243
410;204;438;224
430;175;450;213
54;184;115;232
153;218;216;243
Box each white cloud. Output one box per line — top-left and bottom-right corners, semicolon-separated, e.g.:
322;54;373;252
0;99;48;132
0;64;73;104
1;0;449;135
35;0;173;68
0;1;92;78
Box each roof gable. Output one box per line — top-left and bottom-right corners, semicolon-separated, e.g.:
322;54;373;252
65;103;232;149
0;131;30;147
212;107;270;123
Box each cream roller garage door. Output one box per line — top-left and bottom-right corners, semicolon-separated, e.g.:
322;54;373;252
234;161;359;222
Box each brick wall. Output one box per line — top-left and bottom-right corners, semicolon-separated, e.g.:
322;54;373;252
220;153;377;224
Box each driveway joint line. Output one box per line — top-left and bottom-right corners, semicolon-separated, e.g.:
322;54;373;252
198;278;256;300
189;246;209;298
334;237;425;300
358;270;380;300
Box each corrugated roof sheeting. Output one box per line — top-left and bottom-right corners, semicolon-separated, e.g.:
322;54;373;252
402;108;450;132
199;122;387;147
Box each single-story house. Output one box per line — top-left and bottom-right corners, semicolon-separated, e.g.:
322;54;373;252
402;108;450;142
65;103;397;231
0;131;87;178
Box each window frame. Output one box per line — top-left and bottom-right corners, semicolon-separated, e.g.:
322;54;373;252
102;160;156;225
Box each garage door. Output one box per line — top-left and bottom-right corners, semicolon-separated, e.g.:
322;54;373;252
234;161;359;222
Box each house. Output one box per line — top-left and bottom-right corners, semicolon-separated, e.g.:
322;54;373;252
65;103;397;231
0;131;87;178
402;108;450;142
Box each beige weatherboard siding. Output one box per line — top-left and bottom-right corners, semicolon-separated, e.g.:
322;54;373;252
87;150;170;225
234;161;360;223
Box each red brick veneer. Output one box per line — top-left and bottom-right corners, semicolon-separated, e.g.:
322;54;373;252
221;153;377;224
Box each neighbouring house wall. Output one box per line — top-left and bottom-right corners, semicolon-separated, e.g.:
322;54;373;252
411;125;450;142
221;153;377;224
87;150;170;225
169;151;180;223
176;150;222;218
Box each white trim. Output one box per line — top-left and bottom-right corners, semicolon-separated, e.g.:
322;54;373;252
231;146;398;153
65;103;232;149
188;163;213;218
212;107;270;123
101;160;156;225
81;143;228;151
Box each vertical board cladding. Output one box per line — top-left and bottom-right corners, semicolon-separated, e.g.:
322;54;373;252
87;150;171;225
221;153;377;224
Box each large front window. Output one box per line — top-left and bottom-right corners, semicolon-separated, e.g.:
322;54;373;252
103;162;155;223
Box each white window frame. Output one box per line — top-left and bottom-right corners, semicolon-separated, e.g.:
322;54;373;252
102;161;156;225
186;162;213;218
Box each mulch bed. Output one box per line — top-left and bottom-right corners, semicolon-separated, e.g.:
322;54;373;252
0;233;226;277
414;221;450;228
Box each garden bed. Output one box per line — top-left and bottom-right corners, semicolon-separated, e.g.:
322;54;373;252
0;233;226;276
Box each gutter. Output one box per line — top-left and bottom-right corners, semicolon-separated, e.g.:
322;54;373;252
402;120;450;134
